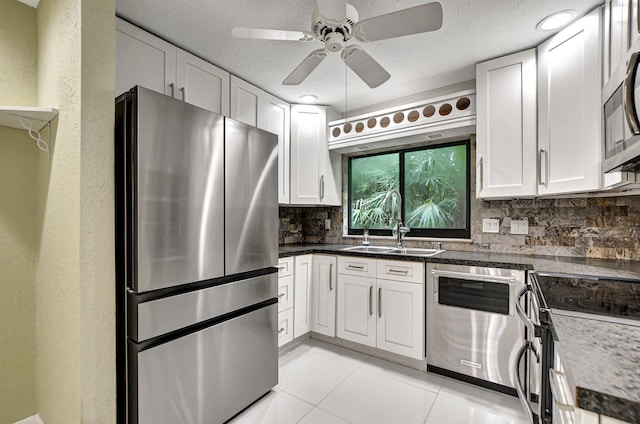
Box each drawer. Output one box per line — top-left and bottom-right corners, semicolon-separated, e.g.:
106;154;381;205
376;259;424;284
338;256;377;277
277;274;294;312
277;257;294;277
277;308;294;347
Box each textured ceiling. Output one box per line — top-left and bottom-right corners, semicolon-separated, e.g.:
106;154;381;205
116;0;603;112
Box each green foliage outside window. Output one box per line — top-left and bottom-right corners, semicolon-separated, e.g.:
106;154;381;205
349;141;469;237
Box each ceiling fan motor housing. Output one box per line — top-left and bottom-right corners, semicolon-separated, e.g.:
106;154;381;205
312;3;359;52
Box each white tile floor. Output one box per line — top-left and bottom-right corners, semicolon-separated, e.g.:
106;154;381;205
229;339;528;424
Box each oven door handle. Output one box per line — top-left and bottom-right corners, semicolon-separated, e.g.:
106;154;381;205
431;269;516;284
515;341;540;424
516;285;535;333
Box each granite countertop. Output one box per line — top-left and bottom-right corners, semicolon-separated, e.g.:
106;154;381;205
279;243;640;421
279;243;640;280
551;312;640;423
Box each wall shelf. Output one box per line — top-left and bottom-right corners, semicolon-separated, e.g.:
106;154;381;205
0;106;58;160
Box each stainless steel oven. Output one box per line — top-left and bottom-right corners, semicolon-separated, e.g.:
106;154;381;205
426;263;526;393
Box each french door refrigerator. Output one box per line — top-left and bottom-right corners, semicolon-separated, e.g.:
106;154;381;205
115;86;279;424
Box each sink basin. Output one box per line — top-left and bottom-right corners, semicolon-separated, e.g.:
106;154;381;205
387;248;446;257
340;246;445;257
341;246;397;253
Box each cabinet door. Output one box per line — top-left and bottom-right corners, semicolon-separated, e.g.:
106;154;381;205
260;93;291;204
176;49;229;115
115;18;176;97
293;254;313;338
311;255;337;337
336;274;376;347
290;105;324;204
290;105;341;205
376;279;424;360
538;9;602;195
230;75;260;127
476;49;537;199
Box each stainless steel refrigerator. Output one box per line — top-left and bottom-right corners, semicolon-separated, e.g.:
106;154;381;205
115;86;279;424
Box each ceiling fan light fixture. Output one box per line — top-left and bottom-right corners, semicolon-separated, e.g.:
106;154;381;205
536;10;575;31
299;94;318;103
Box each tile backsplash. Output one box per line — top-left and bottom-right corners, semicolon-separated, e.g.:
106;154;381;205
279;195;640;261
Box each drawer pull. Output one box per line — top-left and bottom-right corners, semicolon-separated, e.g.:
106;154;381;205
276;265;287;270
388;268;409;275
347;264;365;270
278;293;286;298
278;327;285;333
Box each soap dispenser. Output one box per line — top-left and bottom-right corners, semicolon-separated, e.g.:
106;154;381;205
362;228;370;246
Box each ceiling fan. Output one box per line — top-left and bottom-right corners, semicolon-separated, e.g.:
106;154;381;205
232;0;443;89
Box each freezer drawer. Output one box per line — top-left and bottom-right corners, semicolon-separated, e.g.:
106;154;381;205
129;302;278;424
129;272;277;342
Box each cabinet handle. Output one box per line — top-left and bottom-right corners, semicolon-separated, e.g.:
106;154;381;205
278;327;285;333
387;268;409;275
278;293;286;298
378;287;382;318
479;156;483;192
538;149;547;186
347;264;365;270
276;264;287;270
624;52;640;135
169;82;175;97
329;264;333;291
369;286;373;316
320;175;325;199
180;86;186;101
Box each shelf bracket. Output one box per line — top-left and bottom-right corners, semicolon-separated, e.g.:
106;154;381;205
9;112;53;160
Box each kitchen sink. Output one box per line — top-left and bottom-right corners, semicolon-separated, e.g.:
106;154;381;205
387;248;445;257
340;246;397;253
340;246;445;256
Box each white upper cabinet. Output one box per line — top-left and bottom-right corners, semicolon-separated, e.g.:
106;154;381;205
176;50;229;116
537;8;602;195
476;49;538;199
290;105;342;206
116;17;229;115
116;18;176;97
230;76;291;203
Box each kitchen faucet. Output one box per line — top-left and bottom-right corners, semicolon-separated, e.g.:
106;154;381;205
383;189;410;247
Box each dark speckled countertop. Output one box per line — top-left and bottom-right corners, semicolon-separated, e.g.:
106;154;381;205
279;244;640;422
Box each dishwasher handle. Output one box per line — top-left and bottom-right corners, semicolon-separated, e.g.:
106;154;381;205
431;269;517;284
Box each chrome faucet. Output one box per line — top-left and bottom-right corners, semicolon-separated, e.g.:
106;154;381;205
383;189;410;247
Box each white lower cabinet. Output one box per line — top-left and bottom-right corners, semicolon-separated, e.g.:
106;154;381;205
277;257;295;347
336;257;424;360
277;308;294;346
293;254;313;338
376;278;424;359
310;255;337;337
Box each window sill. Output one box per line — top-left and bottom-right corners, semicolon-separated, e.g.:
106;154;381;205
341;234;472;243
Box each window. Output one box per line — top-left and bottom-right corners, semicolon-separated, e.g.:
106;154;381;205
348;140;470;239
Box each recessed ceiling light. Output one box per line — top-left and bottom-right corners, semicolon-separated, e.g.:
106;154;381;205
299;94;318;104
536;10;576;31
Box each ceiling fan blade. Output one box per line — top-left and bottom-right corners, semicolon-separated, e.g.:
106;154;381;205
316;0;347;22
354;2;443;42
282;49;328;85
232;27;314;42
341;45;390;89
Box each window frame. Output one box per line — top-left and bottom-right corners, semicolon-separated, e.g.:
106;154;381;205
347;139;471;239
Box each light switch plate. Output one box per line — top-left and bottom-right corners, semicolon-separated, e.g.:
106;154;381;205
482;218;500;233
324;219;331;230
511;219;529;235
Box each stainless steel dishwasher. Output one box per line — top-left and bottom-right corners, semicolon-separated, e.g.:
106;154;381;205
426;263;526;394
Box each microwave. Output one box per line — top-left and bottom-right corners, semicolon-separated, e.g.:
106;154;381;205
604;52;640;172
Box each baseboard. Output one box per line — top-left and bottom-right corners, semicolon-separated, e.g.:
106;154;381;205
14;414;43;424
